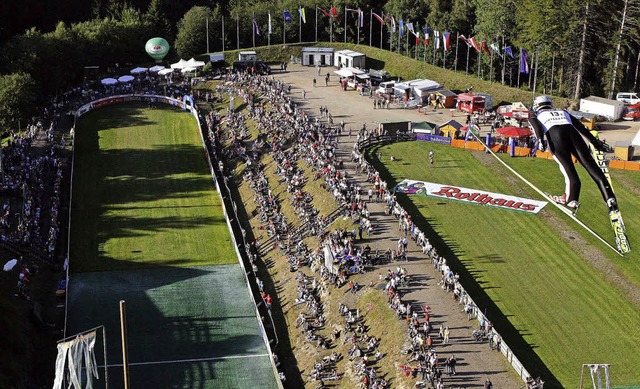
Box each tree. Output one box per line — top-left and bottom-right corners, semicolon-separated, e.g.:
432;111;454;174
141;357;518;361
175;6;213;58
145;0;173;40
0;72;37;131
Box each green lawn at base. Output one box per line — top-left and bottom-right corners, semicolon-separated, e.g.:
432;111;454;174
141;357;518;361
367;141;640;388
70;104;235;272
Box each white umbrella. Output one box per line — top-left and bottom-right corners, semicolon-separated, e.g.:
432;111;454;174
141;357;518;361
118;75;135;83
131;67;148;74
158;68;174;76
101;78;118;86
149;65;166;73
3;259;17;272
181;67;197;74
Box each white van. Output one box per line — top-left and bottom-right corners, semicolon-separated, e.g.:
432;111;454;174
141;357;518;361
376;81;395;96
616;92;640;105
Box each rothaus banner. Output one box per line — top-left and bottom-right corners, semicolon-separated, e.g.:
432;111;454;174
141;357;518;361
395;179;547;214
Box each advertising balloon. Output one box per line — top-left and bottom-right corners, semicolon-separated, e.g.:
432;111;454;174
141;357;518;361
145;38;170;62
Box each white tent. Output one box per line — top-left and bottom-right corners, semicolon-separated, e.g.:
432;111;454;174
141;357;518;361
130;67;148;74
101;78;118;86
118;75;134;83
149;65;166;73
181;67;197;74
158;68;173;76
334;67;365;78
170;59;189;69
186;58;206;68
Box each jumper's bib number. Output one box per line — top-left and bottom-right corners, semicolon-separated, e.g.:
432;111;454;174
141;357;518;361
537;110;572;130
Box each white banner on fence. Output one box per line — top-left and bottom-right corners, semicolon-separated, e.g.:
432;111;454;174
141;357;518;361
395;179;547;214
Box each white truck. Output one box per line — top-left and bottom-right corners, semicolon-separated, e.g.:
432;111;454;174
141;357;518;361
579;96;625;121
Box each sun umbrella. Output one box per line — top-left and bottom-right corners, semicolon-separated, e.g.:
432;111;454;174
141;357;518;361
158;68;173;76
149;65;165;73
101;78;118;86
3;259;17;272
496;126;533;138
118;75;135;83
130;67;148;74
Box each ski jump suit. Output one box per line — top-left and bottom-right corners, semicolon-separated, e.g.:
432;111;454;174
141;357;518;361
528;109;615;207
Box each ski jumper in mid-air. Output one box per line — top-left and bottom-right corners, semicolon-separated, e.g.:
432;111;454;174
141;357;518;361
527;96;617;214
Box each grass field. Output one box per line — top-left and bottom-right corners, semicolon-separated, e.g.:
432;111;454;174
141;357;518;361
366;141;640;387
70;104;236;272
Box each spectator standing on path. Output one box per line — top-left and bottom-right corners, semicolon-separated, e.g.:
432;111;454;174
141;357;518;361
302;89;306;99
443;326;450;344
429;150;434;168
317;65;321;75
313;78;316;87
484;378;493;389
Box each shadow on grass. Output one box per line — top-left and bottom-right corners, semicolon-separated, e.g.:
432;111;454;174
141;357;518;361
68;262;278;389
364;143;562;388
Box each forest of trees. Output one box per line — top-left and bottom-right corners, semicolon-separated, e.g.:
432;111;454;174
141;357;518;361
2;0;640;128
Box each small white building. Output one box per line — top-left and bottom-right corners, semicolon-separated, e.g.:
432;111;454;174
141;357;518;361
334;49;366;69
302;47;335;66
238;51;258;61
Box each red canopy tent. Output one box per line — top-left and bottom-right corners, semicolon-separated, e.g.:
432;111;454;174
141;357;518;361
496;126;533;137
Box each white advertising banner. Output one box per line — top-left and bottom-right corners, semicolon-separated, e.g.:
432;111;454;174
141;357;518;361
395;179;547;214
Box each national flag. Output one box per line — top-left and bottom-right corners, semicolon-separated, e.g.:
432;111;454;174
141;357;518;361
389;16;397;32
504;46;515;59
458;34;470;47
406;22;415;35
423;27;430;46
481;41;491;56
468;36;480;52
358;9;364;27
299;7;306;23
372;12;385;25
330;6;342;23
284;10;292;23
489;42;501;56
399;19;405;36
520;48;530;74
415;32;421;45
443;32;451;51
319;7;332;18
253;18;261;36
434;30;440;49
268;12;272;34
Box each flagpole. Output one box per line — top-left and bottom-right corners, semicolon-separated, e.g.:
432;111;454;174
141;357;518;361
432;33;436;65
344;6;347;43
443;44;446;69
268;13;271;46
406;29;409;57
236;13;239;50
424;39;427;62
252;12;256;48
478;49;481;79
330;14;333;43
466;45;470;75
501;35;506;85
380;12;383;49
315;6;318;42
517;49;522;87
369;10;372;46
490;48;493;82
533;46;540;95
222;16;225;53
454;32;459;72
206;17;209;53
299;9;301;43
283;13;286;44
551;51;556;95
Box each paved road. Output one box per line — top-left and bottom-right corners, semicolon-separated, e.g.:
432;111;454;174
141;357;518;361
272;64;525;388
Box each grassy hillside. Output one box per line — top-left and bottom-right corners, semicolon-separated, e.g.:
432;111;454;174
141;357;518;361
365;141;640;388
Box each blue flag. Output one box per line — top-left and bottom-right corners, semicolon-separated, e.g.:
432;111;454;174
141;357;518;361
253;19;261;36
504;46;515;59
520;48;530;74
399;19;405;36
284;10;292;23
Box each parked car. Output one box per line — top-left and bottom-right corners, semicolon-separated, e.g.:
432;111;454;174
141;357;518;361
616;92;640;105
623;102;640;120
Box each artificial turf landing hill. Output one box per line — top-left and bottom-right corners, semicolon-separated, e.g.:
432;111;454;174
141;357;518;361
70;103;236;272
367;141;640;388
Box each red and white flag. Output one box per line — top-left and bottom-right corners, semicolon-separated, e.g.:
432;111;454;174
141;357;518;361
469;36;481;52
372;11;385;25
